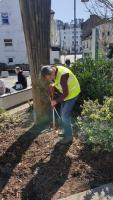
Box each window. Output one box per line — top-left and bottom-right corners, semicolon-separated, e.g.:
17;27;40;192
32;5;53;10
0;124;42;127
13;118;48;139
4;39;13;46
64;36;66;39
8;58;13;63
1;13;9;25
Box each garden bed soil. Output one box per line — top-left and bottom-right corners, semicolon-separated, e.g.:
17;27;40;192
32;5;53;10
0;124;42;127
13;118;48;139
0;110;113;200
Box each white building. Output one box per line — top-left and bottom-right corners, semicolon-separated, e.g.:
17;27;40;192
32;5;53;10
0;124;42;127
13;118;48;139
58;19;83;55
82;34;92;58
96;22;113;59
0;0;28;65
0;0;60;66
50;10;60;64
82;22;113;60
50;10;60;48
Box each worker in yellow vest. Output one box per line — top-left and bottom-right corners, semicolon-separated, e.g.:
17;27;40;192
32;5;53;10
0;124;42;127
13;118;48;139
41;65;81;144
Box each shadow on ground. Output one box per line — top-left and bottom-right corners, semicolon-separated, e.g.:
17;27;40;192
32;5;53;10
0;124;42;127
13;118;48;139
22;142;72;200
0;121;49;193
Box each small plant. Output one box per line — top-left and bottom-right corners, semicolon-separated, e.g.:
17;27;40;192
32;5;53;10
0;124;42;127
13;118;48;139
0;110;21;132
0;108;6;114
77;97;113;152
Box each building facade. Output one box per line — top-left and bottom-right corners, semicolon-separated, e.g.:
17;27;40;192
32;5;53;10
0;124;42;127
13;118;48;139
50;10;60;64
0;0;60;66
82;22;113;60
96;22;113;59
0;0;28;65
81;15;113;60
57;19;84;55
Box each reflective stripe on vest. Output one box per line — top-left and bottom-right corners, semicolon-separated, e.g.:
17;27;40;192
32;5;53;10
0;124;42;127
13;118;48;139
54;66;81;101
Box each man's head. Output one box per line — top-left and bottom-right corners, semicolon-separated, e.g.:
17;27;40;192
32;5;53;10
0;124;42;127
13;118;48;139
41;66;56;81
15;66;21;75
65;59;70;67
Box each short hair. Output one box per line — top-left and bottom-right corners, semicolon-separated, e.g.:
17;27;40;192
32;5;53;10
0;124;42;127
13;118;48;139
41;66;53;78
15;66;21;71
65;59;70;65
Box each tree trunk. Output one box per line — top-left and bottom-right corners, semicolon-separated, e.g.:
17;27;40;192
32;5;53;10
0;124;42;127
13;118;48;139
19;0;51;123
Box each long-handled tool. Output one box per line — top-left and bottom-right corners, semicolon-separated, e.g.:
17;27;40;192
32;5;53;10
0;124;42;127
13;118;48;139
52;107;55;129
49;84;61;129
54;107;61;119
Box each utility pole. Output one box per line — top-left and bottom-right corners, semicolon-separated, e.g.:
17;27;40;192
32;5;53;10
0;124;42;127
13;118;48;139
74;0;89;60
74;0;76;61
19;0;51;123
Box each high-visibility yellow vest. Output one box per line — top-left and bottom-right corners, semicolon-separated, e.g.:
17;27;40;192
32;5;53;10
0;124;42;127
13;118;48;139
54;66;81;101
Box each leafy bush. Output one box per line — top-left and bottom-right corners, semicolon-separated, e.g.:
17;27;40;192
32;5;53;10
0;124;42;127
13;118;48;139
71;58;113;102
77;97;113;152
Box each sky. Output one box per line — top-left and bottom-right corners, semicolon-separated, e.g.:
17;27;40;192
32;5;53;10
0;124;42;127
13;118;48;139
52;0;90;22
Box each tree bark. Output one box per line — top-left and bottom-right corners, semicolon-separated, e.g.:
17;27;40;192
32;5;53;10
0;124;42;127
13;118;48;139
19;0;51;123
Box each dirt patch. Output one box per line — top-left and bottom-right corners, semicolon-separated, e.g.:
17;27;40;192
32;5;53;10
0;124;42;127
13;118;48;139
0;110;113;200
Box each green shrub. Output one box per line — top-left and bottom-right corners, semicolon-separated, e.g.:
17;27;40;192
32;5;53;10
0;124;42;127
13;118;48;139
0;108;6;114
77;97;113;152
71;58;113;102
0;111;21;132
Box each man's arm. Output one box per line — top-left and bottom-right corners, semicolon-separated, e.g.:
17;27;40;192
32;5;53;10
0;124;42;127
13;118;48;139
56;73;69;103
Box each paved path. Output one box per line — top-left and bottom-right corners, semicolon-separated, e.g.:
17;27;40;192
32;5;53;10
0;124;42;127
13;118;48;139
60;183;113;200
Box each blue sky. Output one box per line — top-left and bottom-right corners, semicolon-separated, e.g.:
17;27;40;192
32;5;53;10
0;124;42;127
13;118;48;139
52;0;90;22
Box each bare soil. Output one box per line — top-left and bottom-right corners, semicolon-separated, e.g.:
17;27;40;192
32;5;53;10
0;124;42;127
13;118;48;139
0;110;113;200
